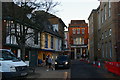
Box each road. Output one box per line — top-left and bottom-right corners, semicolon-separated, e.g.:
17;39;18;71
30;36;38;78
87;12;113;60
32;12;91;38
26;66;70;80
1;60;119;80
71;60;120;80
22;60;120;80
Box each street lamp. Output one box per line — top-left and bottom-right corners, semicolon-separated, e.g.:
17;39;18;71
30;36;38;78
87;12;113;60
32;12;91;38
98;48;100;51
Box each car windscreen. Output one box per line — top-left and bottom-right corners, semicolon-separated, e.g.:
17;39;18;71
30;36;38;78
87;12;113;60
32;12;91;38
57;56;68;61
0;50;18;61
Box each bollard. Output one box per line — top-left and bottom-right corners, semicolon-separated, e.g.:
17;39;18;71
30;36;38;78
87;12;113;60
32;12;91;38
93;61;96;66
97;61;101;68
87;60;90;63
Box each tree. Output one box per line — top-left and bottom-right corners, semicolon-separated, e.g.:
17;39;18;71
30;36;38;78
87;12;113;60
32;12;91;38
2;0;60;61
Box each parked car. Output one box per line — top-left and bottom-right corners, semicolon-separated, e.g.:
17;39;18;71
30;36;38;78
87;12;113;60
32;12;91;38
55;55;70;69
0;49;28;79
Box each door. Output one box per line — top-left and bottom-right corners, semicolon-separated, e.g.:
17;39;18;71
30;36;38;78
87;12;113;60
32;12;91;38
29;50;38;67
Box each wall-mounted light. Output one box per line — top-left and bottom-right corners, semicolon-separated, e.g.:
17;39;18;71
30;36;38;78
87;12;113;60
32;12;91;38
98;49;100;51
11;21;13;23
4;20;6;22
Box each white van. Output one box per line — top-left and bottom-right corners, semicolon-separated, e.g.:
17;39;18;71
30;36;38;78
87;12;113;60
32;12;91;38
0;49;28;79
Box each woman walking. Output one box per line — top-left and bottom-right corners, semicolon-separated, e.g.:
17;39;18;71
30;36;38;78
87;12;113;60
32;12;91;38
46;55;55;71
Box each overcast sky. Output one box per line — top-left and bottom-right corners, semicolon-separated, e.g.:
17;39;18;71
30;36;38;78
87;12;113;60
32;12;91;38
53;0;100;27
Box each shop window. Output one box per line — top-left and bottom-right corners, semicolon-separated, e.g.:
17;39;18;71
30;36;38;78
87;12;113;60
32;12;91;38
45;34;48;48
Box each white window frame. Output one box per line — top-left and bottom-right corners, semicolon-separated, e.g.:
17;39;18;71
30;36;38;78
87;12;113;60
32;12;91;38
72;29;76;34
106;43;108;58
77;29;80;34
109;42;112;58
108;0;111;17
102;33;104;39
104;5;107;20
82;29;85;34
109;28;112;36
101;10;104;23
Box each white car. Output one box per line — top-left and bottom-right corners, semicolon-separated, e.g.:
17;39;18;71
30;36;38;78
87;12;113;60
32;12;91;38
0;49;28;79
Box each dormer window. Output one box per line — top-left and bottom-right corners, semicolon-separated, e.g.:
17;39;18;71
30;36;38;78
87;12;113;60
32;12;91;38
52;24;58;31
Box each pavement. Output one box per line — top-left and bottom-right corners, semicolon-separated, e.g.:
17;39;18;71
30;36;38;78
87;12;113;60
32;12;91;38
27;66;70;79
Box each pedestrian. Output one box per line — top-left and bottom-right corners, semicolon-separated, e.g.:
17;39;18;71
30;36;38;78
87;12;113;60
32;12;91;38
38;58;44;67
45;55;48;66
46;55;55;71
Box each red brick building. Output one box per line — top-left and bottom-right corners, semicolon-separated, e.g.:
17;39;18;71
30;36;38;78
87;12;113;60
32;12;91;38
68;20;88;59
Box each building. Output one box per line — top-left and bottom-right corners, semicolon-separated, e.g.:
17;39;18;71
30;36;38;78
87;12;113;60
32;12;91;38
68;20;88;59
48;17;66;50
88;9;99;61
26;11;66;63
64;31;70;55
38;22;63;62
2;2;40;66
88;1;120;62
2;2;67;67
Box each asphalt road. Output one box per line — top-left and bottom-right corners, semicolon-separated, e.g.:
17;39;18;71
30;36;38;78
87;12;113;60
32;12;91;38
70;60;119;80
26;66;70;80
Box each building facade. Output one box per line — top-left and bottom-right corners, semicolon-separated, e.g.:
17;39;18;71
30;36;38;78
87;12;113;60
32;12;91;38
2;2;66;67
2;2;41;66
64;31;70;55
38;25;62;62
68;20;88;59
88;9;99;61
88;1;120;62
48;17;66;51
31;11;66;62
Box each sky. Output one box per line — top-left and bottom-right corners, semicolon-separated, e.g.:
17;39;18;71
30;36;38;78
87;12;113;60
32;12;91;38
53;0;100;27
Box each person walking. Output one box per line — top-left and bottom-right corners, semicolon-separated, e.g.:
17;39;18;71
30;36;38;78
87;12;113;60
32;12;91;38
46;55;55;71
45;55;48;66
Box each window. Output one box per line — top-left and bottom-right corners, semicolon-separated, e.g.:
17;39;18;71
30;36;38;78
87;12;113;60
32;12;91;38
102;33;104;39
73;38;76;44
58;39;61;50
72;29;76;34
82;29;85;34
34;30;38;44
104;5;107;20
105;31;107;38
11;35;16;44
98;12;101;29
65;33;67;39
102;44;104;58
51;36;54;49
109;28;112;36
52;24;58;31
78;38;80;44
98;43;100;49
17;23;20;32
77;29;80;34
6;35;17;44
80;37;82;44
45;34;48;48
101;10;104;23
109;42;112;57
58;39;60;50
11;22;15;34
108;0;111;17
82;38;84;44
106;43;108;58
